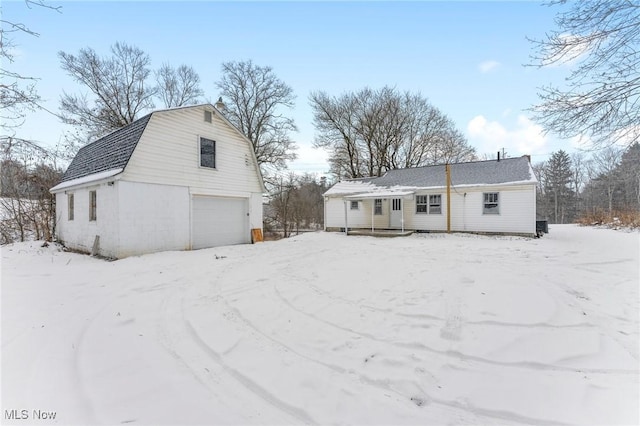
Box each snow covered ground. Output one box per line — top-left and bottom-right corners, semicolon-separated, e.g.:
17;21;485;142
2;225;638;425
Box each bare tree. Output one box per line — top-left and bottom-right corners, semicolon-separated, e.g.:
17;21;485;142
59;42;156;141
1;0;62;131
310;86;475;179
570;152;588;215
529;1;640;148
591;146;623;213
155;63;203;108
215;60;298;174
1;137;63;243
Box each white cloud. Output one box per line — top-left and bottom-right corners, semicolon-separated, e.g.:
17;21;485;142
478;60;500;74
467;114;549;157
287;143;330;175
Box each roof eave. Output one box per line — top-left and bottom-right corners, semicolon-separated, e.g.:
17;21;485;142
50;168;124;193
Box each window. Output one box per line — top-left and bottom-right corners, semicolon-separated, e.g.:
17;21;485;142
483;192;499;214
68;193;74;221
374;198;382;215
429;194;442;214
89;190;97;221
416;195;441;214
416;195;428;213
350;201;359;210
392;199;402;211
204;110;212;123
200;137;216;169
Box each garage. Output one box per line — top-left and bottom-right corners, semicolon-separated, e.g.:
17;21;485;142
192;196;250;249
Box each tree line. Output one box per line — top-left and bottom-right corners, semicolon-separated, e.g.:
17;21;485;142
2;1;639;242
534;143;640;225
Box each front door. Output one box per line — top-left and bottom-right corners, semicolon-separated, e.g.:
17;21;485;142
390;198;403;228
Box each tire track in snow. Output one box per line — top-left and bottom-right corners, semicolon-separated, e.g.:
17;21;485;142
71;302;112;424
273;283;638;375
156;276;316;425
222;283;572;425
183;319;317;425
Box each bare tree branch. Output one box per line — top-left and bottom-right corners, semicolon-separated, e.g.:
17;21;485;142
529;0;640;148
310;86;475;179
58;42;156;141
215;60;298;175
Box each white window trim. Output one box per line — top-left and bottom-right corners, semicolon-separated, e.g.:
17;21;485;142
415;195;428;214
374;198;383;215
199;136;217;170
89;190;97;221
483;192;500;215
68;193;74;221
429;194;442;215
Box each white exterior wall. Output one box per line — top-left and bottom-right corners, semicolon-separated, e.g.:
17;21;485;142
122;106;263;198
449;185;536;235
54;105;266;258
116;181;190;258
55;182;119;258
325;183;536;235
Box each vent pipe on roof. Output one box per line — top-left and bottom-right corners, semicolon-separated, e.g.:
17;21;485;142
215;97;226;113
497;151;500;162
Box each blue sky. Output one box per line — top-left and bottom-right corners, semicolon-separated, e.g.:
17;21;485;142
5;1;577;175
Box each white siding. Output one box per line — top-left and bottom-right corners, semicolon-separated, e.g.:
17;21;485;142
55;183;119;258
122;106;263;197
116;181;190;257
450;185;536;235
325;184;536;235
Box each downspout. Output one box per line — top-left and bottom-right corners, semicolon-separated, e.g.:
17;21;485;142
446;164;451;233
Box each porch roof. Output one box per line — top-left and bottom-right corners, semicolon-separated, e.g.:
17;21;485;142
343;191;415;200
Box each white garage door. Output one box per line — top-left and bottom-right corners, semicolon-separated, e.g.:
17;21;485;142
192;196;249;249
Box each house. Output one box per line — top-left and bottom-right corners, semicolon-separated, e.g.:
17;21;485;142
50;104;266;258
324;156;537;237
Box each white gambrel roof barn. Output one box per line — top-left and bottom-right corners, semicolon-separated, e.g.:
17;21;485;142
51;104;265;258
324;156;538;237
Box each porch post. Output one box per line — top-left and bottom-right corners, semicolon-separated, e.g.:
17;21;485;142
371;200;374;232
401;198;405;233
344;199;348;235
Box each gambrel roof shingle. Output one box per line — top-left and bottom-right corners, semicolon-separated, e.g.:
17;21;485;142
60;113;152;183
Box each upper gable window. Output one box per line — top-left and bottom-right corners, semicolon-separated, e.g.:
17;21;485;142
204;110;212;123
200;137;216;169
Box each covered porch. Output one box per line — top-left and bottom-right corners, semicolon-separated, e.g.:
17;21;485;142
342;191;415;237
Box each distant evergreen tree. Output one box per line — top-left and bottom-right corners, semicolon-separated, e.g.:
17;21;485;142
544;150;575;223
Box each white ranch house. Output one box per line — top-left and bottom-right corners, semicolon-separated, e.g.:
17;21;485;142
324;156;537;237
50;104;265;259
